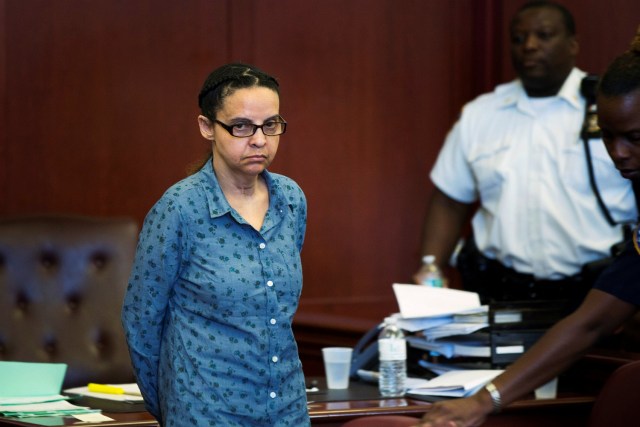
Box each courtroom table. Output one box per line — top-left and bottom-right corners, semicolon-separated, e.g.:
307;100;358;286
3;299;636;427
308;377;595;426
1;347;634;427
0;412;157;427
0;377;597;427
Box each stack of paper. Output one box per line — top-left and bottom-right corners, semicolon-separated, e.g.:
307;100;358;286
421;320;488;341
392;284;494;359
0;361;99;419
396;307;489;335
407;333;492;358
407;369;503;397
392;284;482;319
0;399;100;418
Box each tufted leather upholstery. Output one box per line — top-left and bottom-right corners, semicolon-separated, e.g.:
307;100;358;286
0;215;138;388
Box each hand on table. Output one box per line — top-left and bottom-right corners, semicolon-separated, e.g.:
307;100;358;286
413;393;492;427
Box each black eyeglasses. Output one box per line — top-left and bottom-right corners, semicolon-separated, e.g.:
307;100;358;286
214;119;287;138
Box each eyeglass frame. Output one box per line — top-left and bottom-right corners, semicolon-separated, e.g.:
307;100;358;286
213;118;287;138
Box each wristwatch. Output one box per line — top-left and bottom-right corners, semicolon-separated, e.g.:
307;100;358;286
484;382;502;413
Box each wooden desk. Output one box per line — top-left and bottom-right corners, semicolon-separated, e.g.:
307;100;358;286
307;377;595;426
308;395;595;427
3;302;636;427
0;379;596;427
0;412;158;427
3;302;637;427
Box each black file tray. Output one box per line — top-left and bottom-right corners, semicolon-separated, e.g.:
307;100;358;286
490;328;546;366
488;300;567;367
489;299;567;330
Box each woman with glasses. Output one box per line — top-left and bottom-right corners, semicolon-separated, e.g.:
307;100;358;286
417;28;640;427
122;63;310;426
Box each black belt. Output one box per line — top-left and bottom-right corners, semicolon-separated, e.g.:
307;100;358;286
480;256;587;301
456;237;598;312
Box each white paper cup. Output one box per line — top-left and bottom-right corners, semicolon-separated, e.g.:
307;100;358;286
535;377;558;399
322;347;353;389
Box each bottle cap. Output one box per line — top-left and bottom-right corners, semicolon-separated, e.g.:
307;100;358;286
422;255;436;264
383;316;398;325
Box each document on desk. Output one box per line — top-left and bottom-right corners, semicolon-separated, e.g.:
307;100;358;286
406;334;491;358
407;369;504;397
396;307;489;333
64;383;144;403
420;322;489;340
0;362;105;418
392;284;482;319
0;400;100;418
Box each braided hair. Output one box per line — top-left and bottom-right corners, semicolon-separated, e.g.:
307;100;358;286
599;26;640;97
198;63;280;121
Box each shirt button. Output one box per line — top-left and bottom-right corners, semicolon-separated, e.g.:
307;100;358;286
272;356;278;363
267;280;274;287
259;243;266;249
270;391;276;398
270;318;276;325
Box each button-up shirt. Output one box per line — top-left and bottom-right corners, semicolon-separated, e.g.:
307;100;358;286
431;68;637;279
122;160;309;426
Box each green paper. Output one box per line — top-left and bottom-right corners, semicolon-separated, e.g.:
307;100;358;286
0;362;67;397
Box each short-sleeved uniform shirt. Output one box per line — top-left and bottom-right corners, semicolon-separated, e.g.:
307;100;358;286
121;160;310;426
431;68;637;279
594;226;640;307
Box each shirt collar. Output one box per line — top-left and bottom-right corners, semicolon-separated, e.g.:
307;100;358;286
496;67;585;113
196;158;290;230
195;159;231;219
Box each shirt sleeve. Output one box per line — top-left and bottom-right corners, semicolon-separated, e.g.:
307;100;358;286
430;116;479;204
295;187;307;252
594;240;640;307
121;194;185;419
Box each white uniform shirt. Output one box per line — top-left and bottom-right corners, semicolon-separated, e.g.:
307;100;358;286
431;68;637;279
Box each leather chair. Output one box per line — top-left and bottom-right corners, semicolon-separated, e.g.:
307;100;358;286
0;215;138;388
588;359;640;427
341;415;419;426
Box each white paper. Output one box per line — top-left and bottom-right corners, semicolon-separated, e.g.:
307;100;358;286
392;284;481;319
422;322;489;340
73;413;115;422
404;377;432;389
397;315;453;332
417;360;468;376
408;369;503;397
406;335;491;358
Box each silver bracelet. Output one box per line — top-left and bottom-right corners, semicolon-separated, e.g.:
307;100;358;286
484;382;502;413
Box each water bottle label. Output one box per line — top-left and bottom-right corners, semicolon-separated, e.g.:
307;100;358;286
379;338;406;361
423;277;443;287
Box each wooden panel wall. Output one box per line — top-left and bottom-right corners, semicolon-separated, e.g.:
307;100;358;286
1;0;639;323
496;0;640;85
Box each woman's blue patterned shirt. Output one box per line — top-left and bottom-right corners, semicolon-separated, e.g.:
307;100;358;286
121;160;309;426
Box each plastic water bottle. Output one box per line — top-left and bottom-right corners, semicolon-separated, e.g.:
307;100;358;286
421;255;444;287
378;316;407;397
